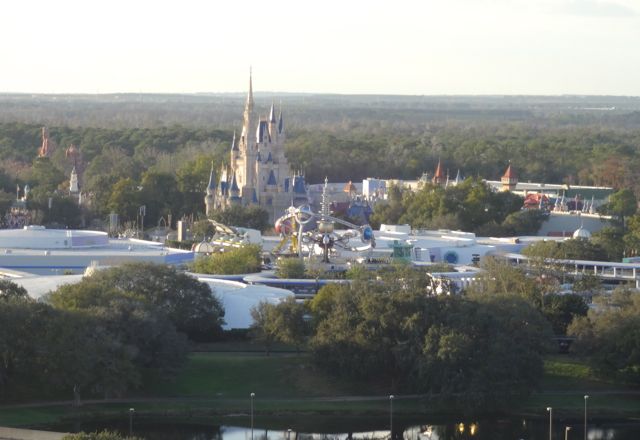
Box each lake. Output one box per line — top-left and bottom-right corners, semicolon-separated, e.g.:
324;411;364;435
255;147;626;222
44;415;640;439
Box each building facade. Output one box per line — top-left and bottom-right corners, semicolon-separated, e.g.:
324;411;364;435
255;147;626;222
205;74;307;221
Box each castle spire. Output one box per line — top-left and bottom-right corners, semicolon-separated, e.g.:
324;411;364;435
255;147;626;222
245;67;254;112
432;159;445;185
269;101;276;123
231;130;238;151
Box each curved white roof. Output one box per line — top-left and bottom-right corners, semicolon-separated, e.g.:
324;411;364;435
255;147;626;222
14;272;294;331
0;227;108;249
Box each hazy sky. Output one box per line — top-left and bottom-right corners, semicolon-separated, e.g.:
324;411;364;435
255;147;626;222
2;0;639;95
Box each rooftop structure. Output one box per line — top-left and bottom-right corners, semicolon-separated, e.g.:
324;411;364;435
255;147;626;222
0;226;193;275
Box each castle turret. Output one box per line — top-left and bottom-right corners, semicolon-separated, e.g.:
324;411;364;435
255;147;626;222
69;167;79;194
204;164;217;216
432;159;445;186
501;162;518;192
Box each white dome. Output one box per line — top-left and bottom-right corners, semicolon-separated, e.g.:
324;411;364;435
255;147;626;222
573;227;592;239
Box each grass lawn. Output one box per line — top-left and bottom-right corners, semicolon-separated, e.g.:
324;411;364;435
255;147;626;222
143;352;387;399
520;355;640;417
1;351;639;428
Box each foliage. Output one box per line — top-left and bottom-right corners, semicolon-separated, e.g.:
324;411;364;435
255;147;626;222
569;287;640;383
0;295;188;401
209;205;270;232
468;257;587;335
601;188;637;227
48;263;224;341
541;294;589;335
249;301;280;356
371;178;524;233
522;238;608;261
62;431;143;440
250;297;309;354
0;279;29;302
192;244;262;275
307;266;551;412
275;258;306;279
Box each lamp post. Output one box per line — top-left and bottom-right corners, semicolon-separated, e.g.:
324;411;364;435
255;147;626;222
565;426;571;440
250;392;255;440
287;428;292;440
584;395;589;440
128;408;135;436
389;395;395;439
547;407;553;440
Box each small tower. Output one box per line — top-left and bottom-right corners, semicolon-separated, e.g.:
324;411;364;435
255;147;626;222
501;162;518;192
432;159;445;186
69;167;79;194
204;164;217;216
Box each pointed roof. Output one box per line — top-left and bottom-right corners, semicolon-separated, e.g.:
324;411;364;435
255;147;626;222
245;68;254;110
293;175;306;194
207;164;217;190
278;110;284;133
231;130;238;151
432;159;445;183
266;151;273;163
269;102;276;123
230;173;240;193
267;170;277;186
502;162;517;180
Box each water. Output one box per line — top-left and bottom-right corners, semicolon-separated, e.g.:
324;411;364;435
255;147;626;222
43;415;640;440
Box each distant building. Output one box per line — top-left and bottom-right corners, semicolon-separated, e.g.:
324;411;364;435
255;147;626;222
206;73;307;221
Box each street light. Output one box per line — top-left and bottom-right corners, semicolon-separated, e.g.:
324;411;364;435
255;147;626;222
389;395;395;440
565;426;571;440
584;395;589;440
250;392;255;440
129;408;135;436
547;407;553;440
287;428;292;440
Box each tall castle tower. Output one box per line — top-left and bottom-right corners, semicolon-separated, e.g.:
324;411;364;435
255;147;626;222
213;73;306;221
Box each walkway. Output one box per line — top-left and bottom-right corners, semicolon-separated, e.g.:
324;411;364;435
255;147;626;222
0;427;66;440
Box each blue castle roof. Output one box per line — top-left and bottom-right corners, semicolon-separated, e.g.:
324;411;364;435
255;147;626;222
267;170;277;186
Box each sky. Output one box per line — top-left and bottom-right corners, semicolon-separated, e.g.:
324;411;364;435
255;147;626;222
1;0;639;95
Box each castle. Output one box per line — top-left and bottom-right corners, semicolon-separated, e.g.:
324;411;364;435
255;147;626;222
205;74;307;221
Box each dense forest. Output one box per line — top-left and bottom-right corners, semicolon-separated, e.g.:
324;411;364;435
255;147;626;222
1;93;640;229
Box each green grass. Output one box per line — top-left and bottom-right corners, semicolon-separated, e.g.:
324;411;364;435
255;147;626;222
143;352;383;399
2;351;640;428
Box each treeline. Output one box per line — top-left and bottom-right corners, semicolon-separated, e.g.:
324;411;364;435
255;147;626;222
249;261;594;412
0;264;224;402
369;178;547;235
1;99;640;230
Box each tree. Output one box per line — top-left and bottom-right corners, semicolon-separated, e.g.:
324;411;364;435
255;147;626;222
139;171;181;226
209;205;270;232
603;188;637;229
250;301;280;356
0;279;29;301
569;287;640;383
308;279;551;411
108;178;141;223
271;296;308;353
541;293;589;335
275;258;306;279
192;244;262;275
48;263;224;342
